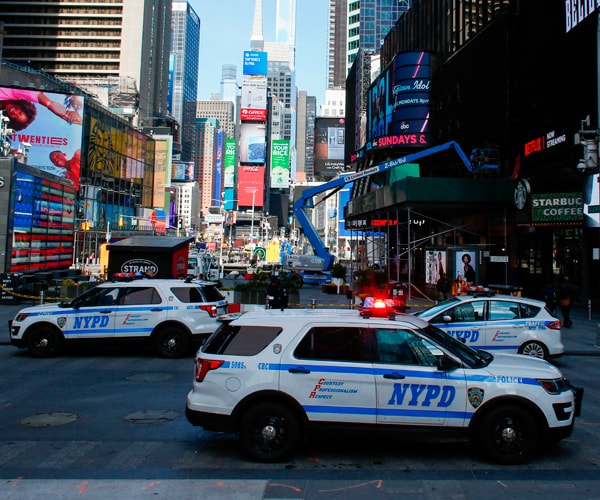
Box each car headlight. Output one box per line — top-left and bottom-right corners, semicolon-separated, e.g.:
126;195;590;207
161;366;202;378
537;377;570;395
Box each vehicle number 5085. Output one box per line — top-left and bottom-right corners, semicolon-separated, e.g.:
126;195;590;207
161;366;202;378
230;361;246;369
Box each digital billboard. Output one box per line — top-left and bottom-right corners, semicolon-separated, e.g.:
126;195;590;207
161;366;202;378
314;117;345;179
1;87;84;188
240;79;268;122
237;166;264;207
366;52;431;148
243;51;268;76
9;170;77;272
172;161;195;181
270;139;290;188
239;122;266;164
223;139;236;188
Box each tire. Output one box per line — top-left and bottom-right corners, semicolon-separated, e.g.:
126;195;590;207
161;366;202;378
518;341;548;360
475;405;540;464
27;327;63;358
154;326;190;358
239;403;301;462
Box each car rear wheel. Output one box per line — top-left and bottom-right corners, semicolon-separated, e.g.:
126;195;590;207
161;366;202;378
27;327;63;358
154;326;190;358
475;404;540;464
239;403;301;462
518;341;548;359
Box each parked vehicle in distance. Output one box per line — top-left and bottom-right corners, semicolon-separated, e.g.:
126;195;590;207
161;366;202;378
186;309;582;464
10;278;228;358
414;293;564;360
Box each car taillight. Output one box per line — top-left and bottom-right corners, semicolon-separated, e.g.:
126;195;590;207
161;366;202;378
546;320;562;330
200;304;218;317
195;358;224;382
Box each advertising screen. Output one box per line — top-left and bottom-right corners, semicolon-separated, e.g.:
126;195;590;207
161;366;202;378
314;118;345;179
1;87;84;188
9;171;76;272
237;166;264;207
366;52;431;148
172;161;195;181
243;51;268;76
240;79;268;121
239;122;266;164
270;139;290;188
223;139;236;188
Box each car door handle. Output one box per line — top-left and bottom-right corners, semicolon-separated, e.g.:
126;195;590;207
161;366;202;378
288;367;311;374
383;372;406;379
151;308;163;312
99;309;113;314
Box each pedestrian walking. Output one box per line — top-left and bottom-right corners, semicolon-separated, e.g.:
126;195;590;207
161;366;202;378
557;276;576;327
266;275;288;310
436;272;451;301
542;283;557;314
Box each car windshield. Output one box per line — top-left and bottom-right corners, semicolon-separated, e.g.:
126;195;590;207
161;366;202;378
421;323;491;368
414;297;460;319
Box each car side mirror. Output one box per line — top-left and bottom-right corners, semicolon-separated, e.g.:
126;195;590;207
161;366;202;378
442;314;452;323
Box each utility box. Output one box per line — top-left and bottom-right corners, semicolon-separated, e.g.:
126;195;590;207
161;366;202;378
107;236;194;279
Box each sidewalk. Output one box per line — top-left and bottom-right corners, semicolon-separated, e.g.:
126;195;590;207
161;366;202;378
1;290;599;355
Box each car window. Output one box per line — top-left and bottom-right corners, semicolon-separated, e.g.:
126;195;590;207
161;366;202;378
488;300;521;321
435;300;485;322
519;302;541;318
202;324;282;355
76;286;119;307
295;327;370;362
374;328;438;366
171;285;225;303
119;286;161;305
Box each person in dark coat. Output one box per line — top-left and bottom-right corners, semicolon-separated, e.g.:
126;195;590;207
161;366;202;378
436;273;451;301
557;276;576;327
266;275;288;310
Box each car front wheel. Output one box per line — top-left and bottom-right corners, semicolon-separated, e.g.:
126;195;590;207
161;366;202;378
27;327;63;358
475;404;540;464
518;341;548;359
239;403;301;462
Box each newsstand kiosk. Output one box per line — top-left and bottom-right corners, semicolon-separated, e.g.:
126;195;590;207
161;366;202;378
107;236;194;279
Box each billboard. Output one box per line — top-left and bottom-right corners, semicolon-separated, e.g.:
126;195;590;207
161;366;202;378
270;139;290;188
223;139;236;188
240;79;268;121
366;52;431;148
243;51;268;76
9;170;77;272
239;122;266;164
172;161;195;181
314;117;345;179
1;87;84;188
237;166;264;207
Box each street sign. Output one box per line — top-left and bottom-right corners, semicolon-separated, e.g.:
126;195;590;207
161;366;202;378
489;256;509;262
587;205;600;214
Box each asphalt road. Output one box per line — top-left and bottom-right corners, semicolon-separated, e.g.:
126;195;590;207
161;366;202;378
0;290;599;499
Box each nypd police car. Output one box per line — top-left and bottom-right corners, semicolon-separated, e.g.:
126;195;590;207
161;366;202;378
10;278;228;358
414;293;563;360
185;309;582;464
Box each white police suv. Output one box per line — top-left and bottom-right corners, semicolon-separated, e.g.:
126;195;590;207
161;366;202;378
185;309;582;464
414;293;563;360
10;278;228;358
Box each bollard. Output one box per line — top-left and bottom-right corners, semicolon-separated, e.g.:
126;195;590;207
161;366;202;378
311;298;316;309
348;300;353;309
40;291;46;305
589;299;592;321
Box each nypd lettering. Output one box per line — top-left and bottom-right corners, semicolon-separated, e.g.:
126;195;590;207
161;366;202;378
73;316;110;329
445;329;480;343
388;383;456;407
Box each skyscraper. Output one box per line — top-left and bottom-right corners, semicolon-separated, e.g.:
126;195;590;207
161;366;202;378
327;0;412;87
169;0;200;126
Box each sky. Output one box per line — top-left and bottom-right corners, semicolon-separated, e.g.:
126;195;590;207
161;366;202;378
189;0;329;106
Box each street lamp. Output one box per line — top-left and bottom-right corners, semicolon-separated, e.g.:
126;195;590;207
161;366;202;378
250;189;257;247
